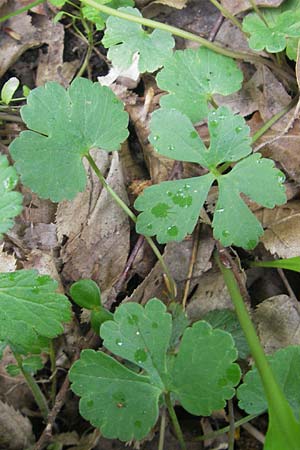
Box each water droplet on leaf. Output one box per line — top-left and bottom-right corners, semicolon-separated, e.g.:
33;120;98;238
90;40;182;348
190;130;198;139
151;203;170;218
222;230;230;237
116;339;123;346
128;315;139;325
167;225;179;237
134;348;148;363
135;420;142;428
153;135;159;141
235;126;243;133
152;322;158;329
210;120;219;127
167;144;175;151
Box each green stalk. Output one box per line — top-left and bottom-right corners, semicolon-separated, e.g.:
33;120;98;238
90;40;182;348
158;407;167;450
249;0;269;27
0;0;45;22
165;393;186;450
14;353;49;421
195;413;259;441
251;96;298;144
209;0;244;32
85;152;176;299
49;341;57;406
215;251;300;449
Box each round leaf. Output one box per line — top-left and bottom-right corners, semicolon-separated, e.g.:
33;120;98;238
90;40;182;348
70;279;102;310
1;77;20;105
171;321;241;415
9;78;129;201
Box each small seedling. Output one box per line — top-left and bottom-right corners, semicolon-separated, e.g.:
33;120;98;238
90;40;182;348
0;77;20;105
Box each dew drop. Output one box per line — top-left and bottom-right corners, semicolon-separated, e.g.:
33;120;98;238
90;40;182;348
167;144;175;151
183;184;191;190
134;348;148;363
135;420;142;428
136;331;140;336
146;224;153;230
153;135;159;141
128;314;139;325
116;339;123;346
87;400;94;407
152;322;158;329
218;114;226;120
167;225;179;237
193;190;198;193
151;203;170;218
3;177;15;190
167;191;173;197
210;119;219;127
235;126;243;133
222;230;230;237
277;174;285;183
216;208;224;213
246;239;257;249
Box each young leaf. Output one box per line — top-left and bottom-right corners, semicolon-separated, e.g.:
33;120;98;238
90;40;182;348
136;106;286;249
251;256;300;272
203;309;250;359
49;0;66;6
69;350;161;441
1;77;20;105
242;2;300;57
100;299;172;387
171;321;241;415
9;78;128;201
82;0;134;31
70;279;102;310
0;270;71;352
102;7;175;72
237;346;300;419
0;155;23;238
157;48;243;123
70;299;240;441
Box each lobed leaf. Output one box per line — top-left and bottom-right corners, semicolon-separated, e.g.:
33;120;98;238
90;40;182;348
171;321;241;415
102;7;175;72
0;270;71;353
9;78;128;202
157;48;243;123
0;155;23;238
100;299;172;387
70;299;240;440
137;106;286;248
69;350;161;441
243;1;300;57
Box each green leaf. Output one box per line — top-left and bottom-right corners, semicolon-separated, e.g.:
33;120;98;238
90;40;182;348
238;346;300;420
22;355;44;374
168;302;189;351
135;175;214;244
1;77;20;105
0;155;23;238
70;279;102;310
102;7;175;72
100;299;172;387
136;106;286;248
9;78;128;201
49;0;66;6
243;5;300;56
6;364;20;376
0;270;71;352
70;299;240;440
251;256;300;272
82;0;134;31
157;48;243;123
171;321;241;415
69;349;161;441
203;309;250;359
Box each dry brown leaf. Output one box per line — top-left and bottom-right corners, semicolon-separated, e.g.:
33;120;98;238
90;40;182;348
152;0;187;7
57;150;130;303
126;225;214;304
22;250;64;293
254;295;300;353
0;400;35;449
23;223;58;251
186;262;232;321
258;201;300;258
220;0;284;15
0;244;16;272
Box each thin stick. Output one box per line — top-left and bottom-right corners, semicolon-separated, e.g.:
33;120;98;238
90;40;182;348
194;413;259;441
182;223;200;309
249;0;269;26
0;0;45;22
228;399;235;450
209;0;244;32
113;235;145;293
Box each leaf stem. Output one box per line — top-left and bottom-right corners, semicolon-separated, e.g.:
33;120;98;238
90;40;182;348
49;341;57;406
251;96;298;144
78;0;294;83
215;250;300;449
165;393;186;450
0;0;45;22
194;413;260;441
14;353;49;421
85;152;176;299
249;0;269;27
209;0;244;32
158;407;167;450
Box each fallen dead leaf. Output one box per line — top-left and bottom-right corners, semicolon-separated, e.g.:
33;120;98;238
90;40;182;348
57;150;130;303
23;223;58;251
0;400;35;450
220;0;284;15
0;244;16;272
254;294;300;353
22;249;64;293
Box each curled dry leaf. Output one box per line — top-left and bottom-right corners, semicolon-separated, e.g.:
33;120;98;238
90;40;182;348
22;249;64;293
254;295;300;354
0;244;16;272
57;150;130;302
0;400;35;450
220;0;284;15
